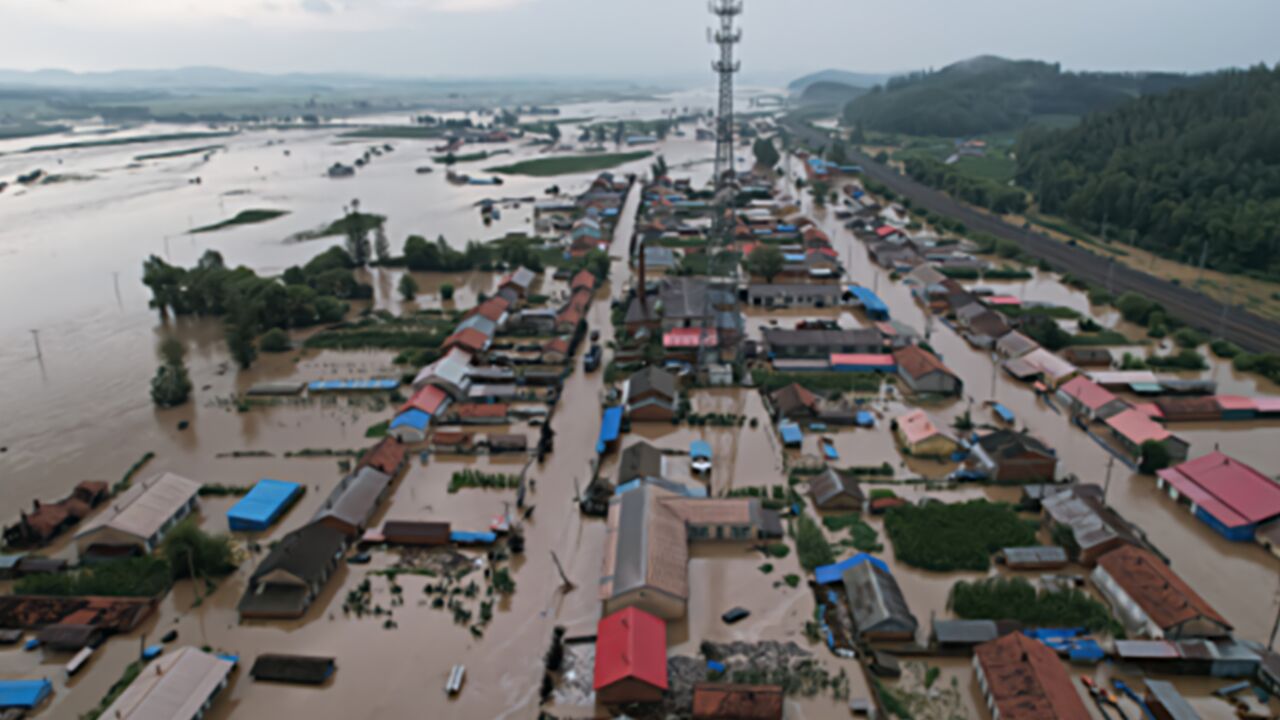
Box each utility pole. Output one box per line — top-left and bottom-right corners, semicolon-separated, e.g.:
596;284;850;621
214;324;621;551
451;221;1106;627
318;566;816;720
1103;455;1116;504
29;330;41;359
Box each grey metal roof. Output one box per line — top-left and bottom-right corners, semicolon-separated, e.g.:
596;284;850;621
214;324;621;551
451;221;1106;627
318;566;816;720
1001;546;1068;565
250;523;347;586
618;442;664;483
808;468;864;508
627;366;677;401
1143;680;1201;720
843;562;917;637
762;327;884;350
932;619;998;645
312;467;391;532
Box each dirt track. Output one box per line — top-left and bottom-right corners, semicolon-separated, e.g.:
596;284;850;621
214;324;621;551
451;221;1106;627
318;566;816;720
782;119;1280;353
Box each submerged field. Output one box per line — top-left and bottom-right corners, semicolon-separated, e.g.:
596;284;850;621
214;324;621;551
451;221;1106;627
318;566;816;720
487;150;652;176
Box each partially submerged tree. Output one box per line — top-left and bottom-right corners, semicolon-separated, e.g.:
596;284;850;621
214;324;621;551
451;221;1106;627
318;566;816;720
745;244;785;283
399;273;419;302
150;337;192;407
752;137;780;169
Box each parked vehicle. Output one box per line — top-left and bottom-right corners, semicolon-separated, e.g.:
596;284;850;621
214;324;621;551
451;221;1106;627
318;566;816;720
584;345;603;372
721;607;750;624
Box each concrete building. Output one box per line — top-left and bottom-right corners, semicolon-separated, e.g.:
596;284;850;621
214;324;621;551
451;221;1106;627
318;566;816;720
1103;409;1190;464
893;409;958;457
99;647;235;720
238;523;346;619
593;607;668;705
893;345;962;395
1056;376;1128;421
74;472;201;560
808;468;865;512
967;430;1058;483
599;485;690;620
1040;484;1150;566
1092;545;1231;640
973;633;1091;720
624;366;679;422
1155;451;1280;542
762;327;885;359
746;283;841;308
843;561;917;641
311;466;394;538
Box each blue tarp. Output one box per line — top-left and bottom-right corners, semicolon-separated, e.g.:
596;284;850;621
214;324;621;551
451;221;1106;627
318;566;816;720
0;679;52;709
596;406;623;453
776;224;798;233
991;403;1015;424
308;379;399;392
142;644;163;660
389;409;430;433
451;531;497;545
822;442;839;461
778;421;802;446
1024;627;1086;640
1068;640;1105;663
783;252;806;263
814;553;889;585
690;440;712;459
855;411;875;428
847;286;889;321
227;479;303;532
707;660;726;673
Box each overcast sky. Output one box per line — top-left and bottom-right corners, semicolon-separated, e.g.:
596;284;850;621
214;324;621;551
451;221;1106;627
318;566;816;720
3;0;1278;81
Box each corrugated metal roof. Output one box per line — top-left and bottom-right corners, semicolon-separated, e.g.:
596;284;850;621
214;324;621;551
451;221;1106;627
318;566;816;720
593;607;668;691
100;647;234;720
76;472;200;543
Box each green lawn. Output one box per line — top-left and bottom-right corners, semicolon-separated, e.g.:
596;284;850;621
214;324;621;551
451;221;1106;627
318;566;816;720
953;154;1016;183
136;144;225;161
487;151;652;177
190;209;290;234
342;126;446;140
23;131;236;153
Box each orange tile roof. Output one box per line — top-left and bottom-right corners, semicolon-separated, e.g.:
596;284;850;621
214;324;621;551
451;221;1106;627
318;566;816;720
892;345;955;381
1096;545;1230;632
974;633;1090;720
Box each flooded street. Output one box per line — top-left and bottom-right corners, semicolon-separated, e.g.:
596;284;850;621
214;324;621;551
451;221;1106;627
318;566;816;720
1;90;1277;720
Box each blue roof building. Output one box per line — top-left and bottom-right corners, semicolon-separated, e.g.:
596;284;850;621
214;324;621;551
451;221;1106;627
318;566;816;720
814;553;890;585
0;679;52;709
690;440;712;460
847;286;890;321
779;421;803;447
597;406;623;453
308;378;399;392
389;408;431;442
227;479;303;532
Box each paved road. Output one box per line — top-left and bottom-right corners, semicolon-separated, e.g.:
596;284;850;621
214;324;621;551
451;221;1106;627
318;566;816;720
783;119;1280;353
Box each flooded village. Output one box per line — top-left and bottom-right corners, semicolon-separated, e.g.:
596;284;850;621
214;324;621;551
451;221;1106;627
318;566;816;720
3;23;1280;720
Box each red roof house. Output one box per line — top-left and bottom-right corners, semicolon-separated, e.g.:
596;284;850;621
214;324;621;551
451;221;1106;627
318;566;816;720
1156;451;1280;538
571;269;597;292
442;327;491;355
400;385;450;417
593;607;668;705
974;633;1090;720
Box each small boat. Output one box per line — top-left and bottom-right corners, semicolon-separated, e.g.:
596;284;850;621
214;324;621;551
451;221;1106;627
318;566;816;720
142;644;163;660
820;437;839;461
66;646;94;676
415;166;434;174
446;664;466;695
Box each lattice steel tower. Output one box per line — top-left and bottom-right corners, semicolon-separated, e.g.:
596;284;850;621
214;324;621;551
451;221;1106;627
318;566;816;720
709;0;742;188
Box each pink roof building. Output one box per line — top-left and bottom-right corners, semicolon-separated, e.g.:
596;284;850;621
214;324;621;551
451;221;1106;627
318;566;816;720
1156;452;1280;534
663;328;718;349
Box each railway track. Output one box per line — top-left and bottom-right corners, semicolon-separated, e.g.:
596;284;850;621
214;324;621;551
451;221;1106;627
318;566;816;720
782;119;1280;353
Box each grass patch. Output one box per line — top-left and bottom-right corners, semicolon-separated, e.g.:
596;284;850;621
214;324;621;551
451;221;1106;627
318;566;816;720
448;469;519;493
487;151;652;177
751;369;886;394
292;211;386;242
342;126;446;140
189;208;289;234
796;514;835;571
884;500;1037;572
24;131;236;153
366;420;390;438
1067;330;1129;346
135;144;224;161
16;557;171;597
949;576;1121;634
81;660;143;720
822;513;882;552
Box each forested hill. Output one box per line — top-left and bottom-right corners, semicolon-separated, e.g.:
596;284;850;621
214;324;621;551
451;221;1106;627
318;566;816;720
1016;65;1280;280
842;55;1198;137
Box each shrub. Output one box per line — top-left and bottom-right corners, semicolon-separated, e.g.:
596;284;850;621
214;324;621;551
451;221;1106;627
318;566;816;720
15;557;171;597
1139;440;1172;474
1210;339;1242;358
949;576;1120;634
795;514;834;571
1172;328;1206;349
884;500;1037;572
764;543;791;558
162;521;236;580
259;328;291;352
440;283;455;301
784;574;801;588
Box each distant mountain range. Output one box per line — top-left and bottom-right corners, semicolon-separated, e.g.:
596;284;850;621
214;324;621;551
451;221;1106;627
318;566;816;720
795;81;868;109
840;55;1205;137
787;69;895;93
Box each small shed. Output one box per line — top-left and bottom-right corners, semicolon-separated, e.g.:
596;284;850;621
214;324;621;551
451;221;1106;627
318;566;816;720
227;479;303;532
1000;545;1068;570
388;409;431;443
808;469;865;512
778;421;803;447
1144;679;1199;720
0;679;52;710
250;654;336;685
597;406;624;454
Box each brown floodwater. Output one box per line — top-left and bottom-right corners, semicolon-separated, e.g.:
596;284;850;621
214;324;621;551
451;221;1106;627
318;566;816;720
3;114;1278;719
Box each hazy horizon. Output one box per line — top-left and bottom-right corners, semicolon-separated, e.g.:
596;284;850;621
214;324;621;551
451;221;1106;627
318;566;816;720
2;0;1278;83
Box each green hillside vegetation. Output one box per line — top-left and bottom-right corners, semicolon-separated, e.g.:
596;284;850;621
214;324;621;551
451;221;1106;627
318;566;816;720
190;208;289;234
798;81;867;109
1016;64;1280;280
843;55;1199;137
